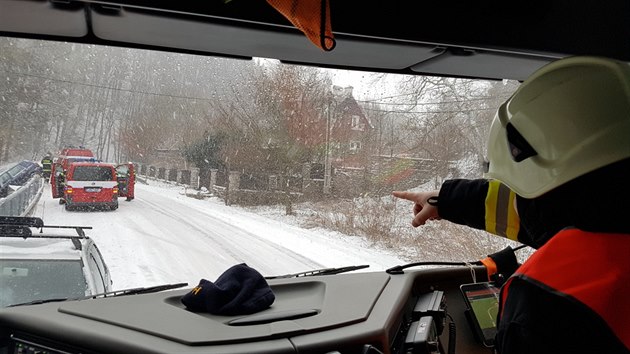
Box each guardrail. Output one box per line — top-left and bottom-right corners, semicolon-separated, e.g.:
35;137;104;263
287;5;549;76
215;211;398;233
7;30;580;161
0;175;44;217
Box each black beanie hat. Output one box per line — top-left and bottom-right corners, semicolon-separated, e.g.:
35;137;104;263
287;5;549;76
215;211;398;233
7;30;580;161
181;263;275;315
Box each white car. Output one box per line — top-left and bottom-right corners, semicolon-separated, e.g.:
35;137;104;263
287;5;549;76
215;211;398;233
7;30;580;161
0;217;112;307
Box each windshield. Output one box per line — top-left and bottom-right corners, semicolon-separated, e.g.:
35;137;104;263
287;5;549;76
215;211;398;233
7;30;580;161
71;166;114;181
66;157;94;164
0;259;87;307
0;37;526;304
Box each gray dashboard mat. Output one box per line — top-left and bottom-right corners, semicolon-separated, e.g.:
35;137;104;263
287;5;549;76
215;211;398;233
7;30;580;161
56;272;391;345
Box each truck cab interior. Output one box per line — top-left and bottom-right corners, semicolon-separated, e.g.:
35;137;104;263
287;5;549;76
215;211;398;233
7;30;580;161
0;1;628;353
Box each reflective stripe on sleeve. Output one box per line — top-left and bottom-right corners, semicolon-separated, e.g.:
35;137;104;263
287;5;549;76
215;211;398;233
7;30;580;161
485;180;520;240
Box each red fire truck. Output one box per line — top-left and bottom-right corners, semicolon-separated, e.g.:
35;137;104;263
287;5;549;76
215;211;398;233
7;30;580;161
50;148;135;209
57;148;95;171
63;162;119;211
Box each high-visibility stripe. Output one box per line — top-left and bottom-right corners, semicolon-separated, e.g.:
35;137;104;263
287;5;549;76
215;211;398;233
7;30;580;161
505;191;520;240
495;183;510;236
485;180;500;235
485;180;520;240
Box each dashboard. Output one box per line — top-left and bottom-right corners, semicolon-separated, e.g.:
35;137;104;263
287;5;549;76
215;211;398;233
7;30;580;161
0;267;494;354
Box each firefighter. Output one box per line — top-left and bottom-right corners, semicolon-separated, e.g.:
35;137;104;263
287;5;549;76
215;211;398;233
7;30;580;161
55;167;65;204
394;57;630;353
41;152;52;181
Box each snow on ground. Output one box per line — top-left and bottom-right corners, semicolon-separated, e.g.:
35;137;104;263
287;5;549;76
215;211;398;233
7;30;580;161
29;180;407;291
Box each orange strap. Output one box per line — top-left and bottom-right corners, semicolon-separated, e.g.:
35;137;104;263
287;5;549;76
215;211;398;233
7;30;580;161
480;256;498;281
266;0;336;51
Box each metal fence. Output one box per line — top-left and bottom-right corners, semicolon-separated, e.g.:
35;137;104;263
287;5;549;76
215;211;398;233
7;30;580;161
0;175;44;216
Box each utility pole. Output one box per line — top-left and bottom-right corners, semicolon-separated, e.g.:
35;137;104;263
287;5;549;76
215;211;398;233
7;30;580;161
390;113;394;157
323;98;332;195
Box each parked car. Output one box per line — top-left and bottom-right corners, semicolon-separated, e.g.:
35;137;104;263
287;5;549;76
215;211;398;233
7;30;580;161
0;161;41;198
0;217;112;307
63;162;119;211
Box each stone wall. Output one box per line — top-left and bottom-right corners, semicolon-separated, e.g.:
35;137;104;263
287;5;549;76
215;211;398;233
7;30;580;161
135;157;444;203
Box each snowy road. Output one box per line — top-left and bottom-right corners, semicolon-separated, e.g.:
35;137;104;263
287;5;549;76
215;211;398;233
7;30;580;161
30;181;406;291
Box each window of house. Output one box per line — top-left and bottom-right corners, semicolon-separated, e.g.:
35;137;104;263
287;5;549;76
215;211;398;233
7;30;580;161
268;175;278;190
351;115;364;131
349;141;362;152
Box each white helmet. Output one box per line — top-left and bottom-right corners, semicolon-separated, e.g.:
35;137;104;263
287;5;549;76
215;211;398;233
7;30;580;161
484;56;630;198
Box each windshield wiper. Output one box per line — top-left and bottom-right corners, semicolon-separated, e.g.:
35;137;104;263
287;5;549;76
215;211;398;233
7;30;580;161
265;265;369;279
7;297;75;307
7;283;189;307
385;261;483;274
93;282;189;298
386;245;530;274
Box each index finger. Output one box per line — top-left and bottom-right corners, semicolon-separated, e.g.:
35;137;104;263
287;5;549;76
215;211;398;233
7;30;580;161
392;191;417;202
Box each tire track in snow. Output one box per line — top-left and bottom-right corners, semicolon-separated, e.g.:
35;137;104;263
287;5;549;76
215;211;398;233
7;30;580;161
137;196;325;274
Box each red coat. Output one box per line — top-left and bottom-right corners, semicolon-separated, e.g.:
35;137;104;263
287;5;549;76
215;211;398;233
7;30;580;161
498;228;630;353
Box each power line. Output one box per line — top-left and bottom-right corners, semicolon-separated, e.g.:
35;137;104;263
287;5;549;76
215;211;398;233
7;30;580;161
361;106;496;114
356;92;418;102
3;69;511;112
357;94;512;107
1;69;214;102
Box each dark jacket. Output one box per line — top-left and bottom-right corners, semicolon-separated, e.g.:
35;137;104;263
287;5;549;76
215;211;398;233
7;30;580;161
41;157;52;170
437;179;630;353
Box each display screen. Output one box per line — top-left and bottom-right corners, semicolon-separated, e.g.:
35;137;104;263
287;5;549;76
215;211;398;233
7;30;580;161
467;285;499;329
461;282;500;345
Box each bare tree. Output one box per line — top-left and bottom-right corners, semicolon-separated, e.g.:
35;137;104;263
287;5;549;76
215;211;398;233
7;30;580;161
386;75;518;182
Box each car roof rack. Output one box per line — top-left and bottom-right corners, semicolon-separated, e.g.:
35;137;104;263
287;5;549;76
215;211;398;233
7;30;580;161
0;216;92;248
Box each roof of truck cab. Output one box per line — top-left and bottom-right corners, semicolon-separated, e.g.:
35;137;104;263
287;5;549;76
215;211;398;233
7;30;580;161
68;162;115;167
60;149;94;157
1;1;628;81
